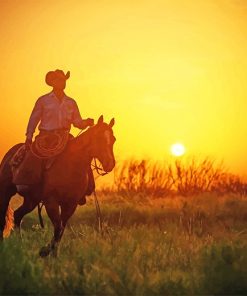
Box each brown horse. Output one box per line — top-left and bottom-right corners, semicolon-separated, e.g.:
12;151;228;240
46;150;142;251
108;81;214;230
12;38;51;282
0;115;116;256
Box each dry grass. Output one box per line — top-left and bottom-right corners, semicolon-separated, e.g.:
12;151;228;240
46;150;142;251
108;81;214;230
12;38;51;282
1;192;247;295
102;158;247;197
1;158;247;294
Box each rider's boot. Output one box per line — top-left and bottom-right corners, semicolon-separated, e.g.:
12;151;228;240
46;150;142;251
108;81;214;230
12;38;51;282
85;168;95;196
78;168;95;205
78;195;86;206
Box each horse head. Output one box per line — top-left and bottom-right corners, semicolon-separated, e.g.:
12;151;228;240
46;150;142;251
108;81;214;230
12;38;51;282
90;115;116;172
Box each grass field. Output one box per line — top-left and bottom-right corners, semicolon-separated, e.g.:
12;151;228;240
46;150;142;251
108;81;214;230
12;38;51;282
1;193;247;295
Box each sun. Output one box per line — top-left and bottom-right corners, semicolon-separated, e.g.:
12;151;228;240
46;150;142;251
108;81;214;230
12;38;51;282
170;143;186;157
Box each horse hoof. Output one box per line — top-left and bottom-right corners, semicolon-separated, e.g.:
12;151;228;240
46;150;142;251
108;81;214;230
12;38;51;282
39;246;51;257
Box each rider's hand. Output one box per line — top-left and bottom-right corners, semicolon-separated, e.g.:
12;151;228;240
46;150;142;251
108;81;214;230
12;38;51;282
86;118;94;127
25;137;32;150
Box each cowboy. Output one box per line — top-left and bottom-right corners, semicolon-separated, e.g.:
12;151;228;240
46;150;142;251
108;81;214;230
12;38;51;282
14;70;95;204
25;69;94;148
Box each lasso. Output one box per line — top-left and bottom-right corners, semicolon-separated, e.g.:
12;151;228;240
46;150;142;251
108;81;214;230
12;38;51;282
30;130;69;159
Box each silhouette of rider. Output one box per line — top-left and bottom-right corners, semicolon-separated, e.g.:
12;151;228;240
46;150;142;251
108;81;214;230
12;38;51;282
24;70;95;204
25;70;94;148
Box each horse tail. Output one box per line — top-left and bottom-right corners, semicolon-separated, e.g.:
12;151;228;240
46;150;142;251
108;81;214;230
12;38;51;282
0;183;14;239
3;206;14;238
0;143;23;240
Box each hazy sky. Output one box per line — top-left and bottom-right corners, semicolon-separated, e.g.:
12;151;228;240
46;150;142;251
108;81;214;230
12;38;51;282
0;0;247;174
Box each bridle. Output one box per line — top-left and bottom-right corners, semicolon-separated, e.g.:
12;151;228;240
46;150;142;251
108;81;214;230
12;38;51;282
76;127;109;177
91;158;108;177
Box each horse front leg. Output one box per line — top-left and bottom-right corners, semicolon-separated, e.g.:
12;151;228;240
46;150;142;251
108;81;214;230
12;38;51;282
61;202;77;232
50;202;77;256
39;199;62;257
39;199;77;258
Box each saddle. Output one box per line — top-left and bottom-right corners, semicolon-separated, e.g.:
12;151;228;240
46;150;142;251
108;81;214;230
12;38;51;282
11;130;70;185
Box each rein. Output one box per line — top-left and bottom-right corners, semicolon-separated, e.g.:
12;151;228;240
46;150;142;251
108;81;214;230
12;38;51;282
91;159;108;235
76;129;109;234
76;128;108;176
92;158;108;176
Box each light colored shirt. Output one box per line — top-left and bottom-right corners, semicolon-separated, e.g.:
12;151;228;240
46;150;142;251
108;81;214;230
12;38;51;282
26;92;85;139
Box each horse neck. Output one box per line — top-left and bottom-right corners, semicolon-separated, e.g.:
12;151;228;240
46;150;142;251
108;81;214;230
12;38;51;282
68;129;93;162
75;128;93;147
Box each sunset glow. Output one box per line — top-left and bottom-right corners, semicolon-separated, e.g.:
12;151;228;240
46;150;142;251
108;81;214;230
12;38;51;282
0;0;247;175
1;2;247;293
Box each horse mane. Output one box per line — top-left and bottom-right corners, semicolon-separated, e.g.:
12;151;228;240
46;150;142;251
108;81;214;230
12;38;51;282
68;126;94;151
68;122;112;152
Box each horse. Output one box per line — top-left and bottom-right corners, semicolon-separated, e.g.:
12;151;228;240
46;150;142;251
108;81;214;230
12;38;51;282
0;115;116;256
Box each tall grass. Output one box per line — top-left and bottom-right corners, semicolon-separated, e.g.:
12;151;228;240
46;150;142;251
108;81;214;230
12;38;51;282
1;158;247;294
107;158;247;197
1;193;246;295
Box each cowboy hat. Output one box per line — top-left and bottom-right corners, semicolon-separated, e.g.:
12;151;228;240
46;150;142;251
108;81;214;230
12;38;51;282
45;69;70;86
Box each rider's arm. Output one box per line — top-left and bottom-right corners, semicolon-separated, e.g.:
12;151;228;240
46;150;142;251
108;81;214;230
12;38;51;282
72;101;94;130
26;98;43;140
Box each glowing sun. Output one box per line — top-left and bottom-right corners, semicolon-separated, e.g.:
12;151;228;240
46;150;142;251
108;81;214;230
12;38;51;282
170;143;186;157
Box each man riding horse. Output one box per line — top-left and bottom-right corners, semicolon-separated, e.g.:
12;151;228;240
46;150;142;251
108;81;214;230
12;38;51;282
0;70;116;255
14;69;95;204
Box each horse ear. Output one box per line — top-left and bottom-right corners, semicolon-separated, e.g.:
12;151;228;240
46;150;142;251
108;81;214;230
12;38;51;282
97;115;104;124
109;118;115;127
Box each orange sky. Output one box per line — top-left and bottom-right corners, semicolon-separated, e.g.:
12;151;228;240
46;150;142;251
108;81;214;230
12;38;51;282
0;0;247;175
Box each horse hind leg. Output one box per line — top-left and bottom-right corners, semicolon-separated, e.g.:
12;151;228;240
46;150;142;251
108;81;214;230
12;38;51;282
14;197;39;237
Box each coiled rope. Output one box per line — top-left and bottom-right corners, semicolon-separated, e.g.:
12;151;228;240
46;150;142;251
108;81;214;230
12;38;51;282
30;130;69;159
